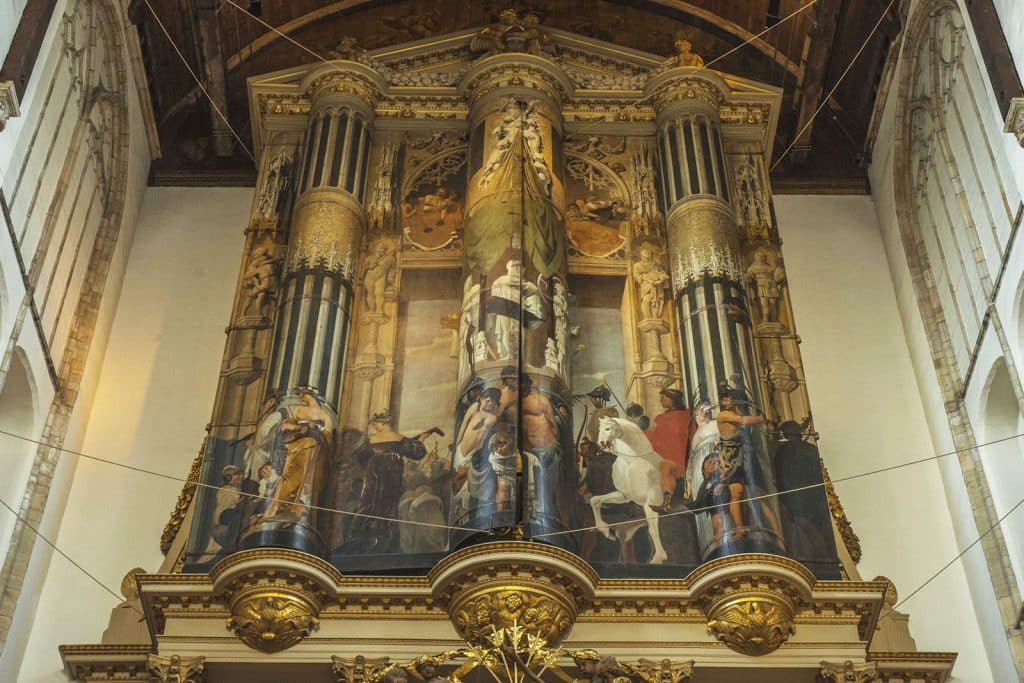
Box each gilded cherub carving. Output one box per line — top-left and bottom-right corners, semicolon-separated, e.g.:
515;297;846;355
659;37;704;70
470;9;551;57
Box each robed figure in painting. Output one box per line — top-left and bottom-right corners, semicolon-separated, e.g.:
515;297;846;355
235;387;337;555
345;411;444;554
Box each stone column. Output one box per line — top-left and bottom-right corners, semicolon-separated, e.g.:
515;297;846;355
238;62;384;555
645;67;785;562
449;53;577;550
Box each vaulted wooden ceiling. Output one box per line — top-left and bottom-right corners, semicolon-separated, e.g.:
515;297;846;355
127;0;901;191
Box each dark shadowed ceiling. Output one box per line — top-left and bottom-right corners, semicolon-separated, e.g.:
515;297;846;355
127;0;901;191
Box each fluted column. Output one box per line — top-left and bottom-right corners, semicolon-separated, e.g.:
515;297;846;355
238;63;384;555
645;68;786;562
449;55;577;549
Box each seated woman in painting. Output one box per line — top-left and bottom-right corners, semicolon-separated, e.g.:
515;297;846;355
346;411;444;555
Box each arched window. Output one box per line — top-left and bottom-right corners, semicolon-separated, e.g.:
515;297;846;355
0;350;38;564
895;0;1023;376
980;358;1024;588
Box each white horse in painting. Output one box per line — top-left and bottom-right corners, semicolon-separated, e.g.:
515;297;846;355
593;416;669;564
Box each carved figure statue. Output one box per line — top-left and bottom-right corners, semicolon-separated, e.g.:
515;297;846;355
571;650;633;683
744;250;786;323
241;246;278;319
256;152;291;222
659;38;704;70
328;35;363;60
363;241;396;316
631;244;669;320
469;9;550;56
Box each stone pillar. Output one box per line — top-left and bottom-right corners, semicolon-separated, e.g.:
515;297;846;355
645;67;786;562
449;53;577;550
238;62;384;555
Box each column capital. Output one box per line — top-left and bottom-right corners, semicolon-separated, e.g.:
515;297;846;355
818;660;879;682
147;653;206;683
0;81;20;133
1005;97;1024;149
301;62;387;120
459;53;575;125
643;68;728;124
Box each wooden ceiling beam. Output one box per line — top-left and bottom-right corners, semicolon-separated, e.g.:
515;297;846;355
787;0;843;165
193;0;234;157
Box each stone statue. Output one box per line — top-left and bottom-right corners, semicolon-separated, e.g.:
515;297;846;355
241;245;278;319
256;151;291;222
362;241;396;316
632;244;669;320
744;250;786;323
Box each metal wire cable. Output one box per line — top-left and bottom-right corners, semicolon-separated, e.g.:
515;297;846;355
770;0;899;171
141;0;256;162
2;427;1024;540
880;494;1024;622
0;494;145;616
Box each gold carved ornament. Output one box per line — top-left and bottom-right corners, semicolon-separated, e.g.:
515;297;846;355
147;653;206;683
160;436;206;555
332;625;694;683
226;591;320;653
822;464;863;564
705;595;795;657
450;587;574;646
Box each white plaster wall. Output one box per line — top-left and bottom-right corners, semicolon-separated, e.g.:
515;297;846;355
13;187;250;682
774;194;995;682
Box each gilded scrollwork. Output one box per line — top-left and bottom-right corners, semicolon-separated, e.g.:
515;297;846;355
160;436;206;554
331;628;694;683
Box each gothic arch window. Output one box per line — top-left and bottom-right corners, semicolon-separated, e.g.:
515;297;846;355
980;358;1024;587
8;0;129;367
894;0;1023;376
0;349;39;562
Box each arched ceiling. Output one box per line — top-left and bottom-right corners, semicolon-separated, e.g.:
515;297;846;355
128;0;901;190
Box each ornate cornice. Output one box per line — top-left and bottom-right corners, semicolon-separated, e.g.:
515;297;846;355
459;53;576;116
428;542;599;646
643;68;728;120
301;62;389;115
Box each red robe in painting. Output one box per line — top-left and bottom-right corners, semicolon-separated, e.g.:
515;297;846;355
647;408;693;475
